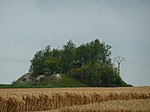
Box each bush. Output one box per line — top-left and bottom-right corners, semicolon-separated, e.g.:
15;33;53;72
71;63;126;87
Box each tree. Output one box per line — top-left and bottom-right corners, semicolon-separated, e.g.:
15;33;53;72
61;40;76;73
89;39;112;64
44;57;61;75
71;62;125;87
30;50;45;76
75;39;112;67
29;39;128;87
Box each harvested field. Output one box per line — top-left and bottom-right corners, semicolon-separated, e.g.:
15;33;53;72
0;87;150;112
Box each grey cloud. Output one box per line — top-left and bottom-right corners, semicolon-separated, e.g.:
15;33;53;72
0;0;150;85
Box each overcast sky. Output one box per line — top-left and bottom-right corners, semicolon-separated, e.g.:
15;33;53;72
0;0;150;86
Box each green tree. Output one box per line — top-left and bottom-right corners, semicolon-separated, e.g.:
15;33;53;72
30;50;45;76
71;62;125;87
29;39;128;87
75;39;112;67
61;40;76;73
44;57;61;75
89;39;111;64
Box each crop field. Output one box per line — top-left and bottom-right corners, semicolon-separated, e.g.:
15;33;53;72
0;87;150;112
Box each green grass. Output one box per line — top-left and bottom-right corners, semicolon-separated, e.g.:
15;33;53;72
0;84;54;88
39;74;88;87
1;74;87;88
57;74;87;87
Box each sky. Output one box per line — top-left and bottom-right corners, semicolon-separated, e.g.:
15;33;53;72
0;0;150;86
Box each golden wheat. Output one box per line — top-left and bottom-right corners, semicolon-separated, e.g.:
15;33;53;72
0;87;150;112
59;99;150;112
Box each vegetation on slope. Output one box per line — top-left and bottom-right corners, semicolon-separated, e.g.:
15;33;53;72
13;74;87;87
14;39;129;87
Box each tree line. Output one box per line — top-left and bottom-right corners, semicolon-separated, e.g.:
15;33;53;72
29;39;127;86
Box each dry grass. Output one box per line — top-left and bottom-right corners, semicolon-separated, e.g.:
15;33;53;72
0;87;150;112
59;99;150;112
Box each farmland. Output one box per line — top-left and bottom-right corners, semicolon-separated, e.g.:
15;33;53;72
0;87;150;112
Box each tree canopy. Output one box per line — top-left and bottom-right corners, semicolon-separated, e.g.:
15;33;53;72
29;39;127;87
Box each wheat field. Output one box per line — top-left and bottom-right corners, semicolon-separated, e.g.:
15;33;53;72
0;87;150;112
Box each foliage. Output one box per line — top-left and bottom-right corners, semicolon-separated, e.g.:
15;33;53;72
61;40;76;73
0;84;53;88
29;39;128;87
37;74;87;87
71;62;125;87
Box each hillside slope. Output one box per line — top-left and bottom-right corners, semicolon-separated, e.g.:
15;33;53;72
14;73;87;87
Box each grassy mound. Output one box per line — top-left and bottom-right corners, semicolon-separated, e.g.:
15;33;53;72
13;73;87;88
